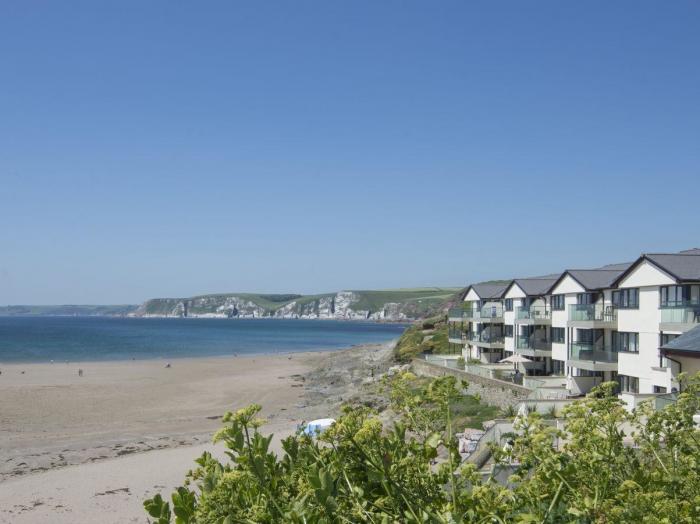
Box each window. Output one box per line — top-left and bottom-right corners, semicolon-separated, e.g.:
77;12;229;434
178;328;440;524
660;333;679;346
612;331;639;353
551;327;565;344
612;288;639;309
619;375;639;394
576;328;603;345
552;360;565;375
573;369;603;378
577;293;596;305
660;284;700;307
504;298;513;312
551;294;565;310
505;325;513;337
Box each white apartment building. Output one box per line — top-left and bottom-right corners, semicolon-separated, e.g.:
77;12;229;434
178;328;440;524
451;249;700;404
458;283;508;364
611;251;700;407
502;277;557;375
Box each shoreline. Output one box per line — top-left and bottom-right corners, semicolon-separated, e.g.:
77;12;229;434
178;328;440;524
0;339;398;366
0;339;398;522
0;339;397;478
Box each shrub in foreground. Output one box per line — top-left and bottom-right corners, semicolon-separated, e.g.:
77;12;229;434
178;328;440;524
146;373;700;523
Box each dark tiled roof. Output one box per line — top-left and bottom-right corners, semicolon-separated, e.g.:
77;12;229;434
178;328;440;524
510;277;558;296
645;254;700;281
563;269;628;291
470;282;509;299
596;262;633;271
661;325;700;355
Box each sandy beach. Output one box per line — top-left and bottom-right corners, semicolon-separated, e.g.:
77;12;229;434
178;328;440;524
0;341;396;523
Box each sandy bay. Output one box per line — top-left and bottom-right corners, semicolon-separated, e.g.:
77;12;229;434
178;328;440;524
0;341;396;523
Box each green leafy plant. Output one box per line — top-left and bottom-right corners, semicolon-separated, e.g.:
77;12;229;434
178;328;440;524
146;373;700;523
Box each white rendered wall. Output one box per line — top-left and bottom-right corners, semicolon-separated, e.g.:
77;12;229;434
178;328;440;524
503;296;521;353
617;286;662;393
618;260;675;288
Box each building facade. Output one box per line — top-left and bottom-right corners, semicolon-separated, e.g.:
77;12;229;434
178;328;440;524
451;249;700;405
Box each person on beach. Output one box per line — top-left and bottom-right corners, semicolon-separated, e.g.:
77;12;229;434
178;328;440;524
78;369;83;377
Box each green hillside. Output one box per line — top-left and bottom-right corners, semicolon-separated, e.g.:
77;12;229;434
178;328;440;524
0;305;137;316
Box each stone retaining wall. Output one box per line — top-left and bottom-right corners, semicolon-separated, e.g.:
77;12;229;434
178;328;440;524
412;359;531;409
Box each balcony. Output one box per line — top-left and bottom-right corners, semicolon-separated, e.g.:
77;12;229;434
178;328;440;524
659;304;700;333
566;342;618;371
567;304;617;328
466;305;504;323
466;331;505;350
515;335;552;357
448;328;465;345
515;305;551;325
448;308;468;322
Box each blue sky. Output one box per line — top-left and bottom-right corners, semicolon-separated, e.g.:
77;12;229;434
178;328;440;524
1;1;699;304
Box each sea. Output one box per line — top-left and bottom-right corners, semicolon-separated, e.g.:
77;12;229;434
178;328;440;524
0;316;409;363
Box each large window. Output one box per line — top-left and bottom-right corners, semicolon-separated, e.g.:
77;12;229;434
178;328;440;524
576;328;603;345
619;375;639;394
660;333;680;346
612;288;639;309
551;294;565;310
504;298;513;312
577;293;596;305
660;284;700;307
612;331;639;353
551;327;565;344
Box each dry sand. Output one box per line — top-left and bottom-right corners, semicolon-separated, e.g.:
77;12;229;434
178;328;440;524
0;341;396;523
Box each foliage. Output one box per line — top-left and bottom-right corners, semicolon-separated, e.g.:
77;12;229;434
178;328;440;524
394;317;453;362
146;373;700;524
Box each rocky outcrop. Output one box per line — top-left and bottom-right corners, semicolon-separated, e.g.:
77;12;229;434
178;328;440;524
131;289;448;321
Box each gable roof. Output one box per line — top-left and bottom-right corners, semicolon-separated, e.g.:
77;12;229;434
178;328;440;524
660;325;700;356
547;268;629;294
612;253;700;286
596;262;633;271
462;282;509;300
505;277;559;297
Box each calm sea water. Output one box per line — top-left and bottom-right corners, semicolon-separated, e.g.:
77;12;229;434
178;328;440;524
0;317;408;363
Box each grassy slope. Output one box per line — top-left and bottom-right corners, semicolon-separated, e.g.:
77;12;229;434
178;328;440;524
346;288;460;311
394;316;452;362
0;305;137;316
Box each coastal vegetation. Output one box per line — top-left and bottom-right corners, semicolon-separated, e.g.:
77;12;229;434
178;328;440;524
144;372;700;523
394;316;451;362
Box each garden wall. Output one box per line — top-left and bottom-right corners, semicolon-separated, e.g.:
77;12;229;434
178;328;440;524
411;359;531;409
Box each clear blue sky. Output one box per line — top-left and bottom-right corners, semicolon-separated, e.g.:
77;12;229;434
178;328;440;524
1;1;699;304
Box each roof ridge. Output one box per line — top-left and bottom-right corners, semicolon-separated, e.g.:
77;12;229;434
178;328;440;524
567;268;624;272
646;252;700;256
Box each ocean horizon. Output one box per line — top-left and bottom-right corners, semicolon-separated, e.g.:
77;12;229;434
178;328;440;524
0;316;408;364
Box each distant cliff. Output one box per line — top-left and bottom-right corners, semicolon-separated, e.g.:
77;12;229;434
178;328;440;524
0;305;138;317
131;288;460;321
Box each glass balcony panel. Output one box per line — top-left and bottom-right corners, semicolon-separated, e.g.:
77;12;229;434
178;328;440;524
467;332;504;344
660;306;700;324
516;305;551;320
569;304;617;322
570;342;618;363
